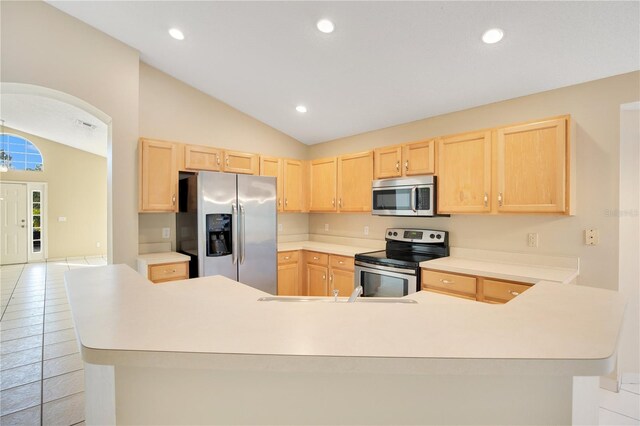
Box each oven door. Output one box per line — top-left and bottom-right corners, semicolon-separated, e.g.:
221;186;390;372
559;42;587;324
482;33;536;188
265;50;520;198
372;184;433;216
355;261;418;297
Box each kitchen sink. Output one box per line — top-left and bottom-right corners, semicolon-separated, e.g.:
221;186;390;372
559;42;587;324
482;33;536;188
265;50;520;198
257;296;417;304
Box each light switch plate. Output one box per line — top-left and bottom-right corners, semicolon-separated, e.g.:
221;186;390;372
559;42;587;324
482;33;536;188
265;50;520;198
585;229;599;245
324;224;329;231
527;233;538;248
162;227;170;239
364;226;369;236
58;216;66;222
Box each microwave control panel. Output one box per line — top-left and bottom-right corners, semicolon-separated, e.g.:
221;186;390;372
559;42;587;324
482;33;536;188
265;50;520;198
385;228;447;243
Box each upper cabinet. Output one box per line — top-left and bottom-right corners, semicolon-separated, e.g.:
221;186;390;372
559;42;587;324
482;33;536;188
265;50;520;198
139;138;178;213
438;131;492;213
283;159;304;212
260;156;283;210
437;115;570;215
337;151;373;212
374;140;436;179
184;145;221;171
309;157;338;212
223;150;258;175
496;117;568;213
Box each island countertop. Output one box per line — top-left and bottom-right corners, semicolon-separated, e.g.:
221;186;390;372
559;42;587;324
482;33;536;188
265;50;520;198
65;264;624;376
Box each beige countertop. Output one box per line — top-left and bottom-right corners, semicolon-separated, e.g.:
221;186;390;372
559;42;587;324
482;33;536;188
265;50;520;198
65;264;623;376
278;240;376;257
136;252;190;265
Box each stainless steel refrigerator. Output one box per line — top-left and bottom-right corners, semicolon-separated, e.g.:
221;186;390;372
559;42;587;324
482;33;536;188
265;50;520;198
176;171;277;294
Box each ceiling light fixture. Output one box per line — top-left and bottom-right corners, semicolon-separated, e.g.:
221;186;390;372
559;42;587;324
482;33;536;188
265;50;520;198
295;105;308;113
316;19;335;34
482;28;504;44
169;28;185;40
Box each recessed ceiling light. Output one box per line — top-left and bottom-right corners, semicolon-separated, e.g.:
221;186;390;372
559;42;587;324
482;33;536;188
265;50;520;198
482;28;504;44
296;105;308;113
169;28;185;41
316;19;335;34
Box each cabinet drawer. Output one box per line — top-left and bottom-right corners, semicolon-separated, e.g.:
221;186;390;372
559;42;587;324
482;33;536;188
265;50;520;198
305;251;328;266
329;254;354;271
482;279;532;303
148;262;188;283
278;251;299;264
422;270;477;297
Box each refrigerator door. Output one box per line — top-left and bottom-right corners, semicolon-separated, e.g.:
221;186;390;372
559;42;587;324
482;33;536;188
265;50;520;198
237;174;277;294
198;172;238;280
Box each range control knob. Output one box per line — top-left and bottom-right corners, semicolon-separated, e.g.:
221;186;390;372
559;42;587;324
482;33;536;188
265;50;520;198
393;232;398;236
436;234;442;239
429;233;435;239
388;231;392;236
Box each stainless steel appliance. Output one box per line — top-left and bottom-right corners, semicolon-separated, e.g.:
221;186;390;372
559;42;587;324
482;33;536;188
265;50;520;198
354;228;449;297
371;176;436;216
176;172;277;294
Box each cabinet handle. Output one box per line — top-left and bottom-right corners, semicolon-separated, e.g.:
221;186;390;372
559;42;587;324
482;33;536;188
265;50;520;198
313;256;320;260
216;154;221;166
283;256;290;260
322;274;326;280
332;198;335;207
338;261;344;265
285;198;288;207
165;269;176;273
508;290;520;296
405;160;409;171
278;198;282;207
338;198;342;208
226;156;230;167
172;194;176;205
396;161;400;172
484;192;488;207
498;192;503;207
329;274;333;282
440;279;454;284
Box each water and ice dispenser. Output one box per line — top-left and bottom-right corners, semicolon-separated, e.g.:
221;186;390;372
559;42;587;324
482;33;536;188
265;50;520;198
206;214;232;257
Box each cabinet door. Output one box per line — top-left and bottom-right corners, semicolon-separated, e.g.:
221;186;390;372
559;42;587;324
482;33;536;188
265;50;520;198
277;262;299;296
337;151;373;212
403;140;436;175
309;158;337;212
307;264;328;296
260;156;283;211
184;145;221;171
139;139;178;212
330;268;355;298
283;159;303;212
496;117;568;213
374;146;402;179
437;131;492;213
223;150;259;175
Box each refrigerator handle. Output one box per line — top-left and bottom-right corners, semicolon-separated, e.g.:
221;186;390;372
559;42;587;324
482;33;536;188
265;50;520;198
239;204;246;264
231;204;238;265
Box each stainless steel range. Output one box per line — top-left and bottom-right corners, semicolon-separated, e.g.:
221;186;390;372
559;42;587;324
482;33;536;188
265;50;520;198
354;228;449;297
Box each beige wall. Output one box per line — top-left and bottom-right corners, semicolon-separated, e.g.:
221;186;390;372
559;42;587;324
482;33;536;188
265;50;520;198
1;1;139;266
1;128;107;258
138;63;310;247
309;72;640;290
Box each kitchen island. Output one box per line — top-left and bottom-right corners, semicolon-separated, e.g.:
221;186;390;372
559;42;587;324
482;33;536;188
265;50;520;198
66;265;624;425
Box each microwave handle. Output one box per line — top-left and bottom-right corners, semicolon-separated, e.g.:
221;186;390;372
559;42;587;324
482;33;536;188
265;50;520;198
410;186;417;212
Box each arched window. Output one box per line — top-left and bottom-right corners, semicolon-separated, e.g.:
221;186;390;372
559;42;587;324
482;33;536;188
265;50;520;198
0;133;44;171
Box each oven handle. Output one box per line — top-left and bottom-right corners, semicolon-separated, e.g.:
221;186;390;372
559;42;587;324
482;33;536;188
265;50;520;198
355;261;417;277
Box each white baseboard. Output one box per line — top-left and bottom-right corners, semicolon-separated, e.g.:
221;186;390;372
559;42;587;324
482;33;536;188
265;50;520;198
621;372;640;384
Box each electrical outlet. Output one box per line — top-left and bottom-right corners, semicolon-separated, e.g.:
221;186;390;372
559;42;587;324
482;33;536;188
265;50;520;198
585;229;599;245
324;223;329;231
96;242;101;248
58;216;66;222
162;227;170;239
527;233;538;248
364;226;369;236
278;223;283;232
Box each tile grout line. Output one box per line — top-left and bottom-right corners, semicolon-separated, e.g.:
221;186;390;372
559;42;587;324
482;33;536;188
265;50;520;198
0;264;25;321
598;406;640;421
1;365;84;393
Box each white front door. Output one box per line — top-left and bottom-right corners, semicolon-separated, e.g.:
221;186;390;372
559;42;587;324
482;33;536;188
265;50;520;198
1;183;28;265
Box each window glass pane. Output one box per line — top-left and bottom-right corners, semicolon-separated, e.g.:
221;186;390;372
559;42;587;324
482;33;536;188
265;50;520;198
33;216;40;228
33;192;40;202
33;241;41;253
33;229;41;240
1;134;43;172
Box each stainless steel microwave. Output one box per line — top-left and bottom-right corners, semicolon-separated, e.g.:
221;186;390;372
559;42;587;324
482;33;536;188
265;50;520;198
372;176;436;216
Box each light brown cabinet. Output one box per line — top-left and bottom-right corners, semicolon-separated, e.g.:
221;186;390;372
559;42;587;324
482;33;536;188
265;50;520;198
437;130;492;214
422;269;532;303
277;250;300;296
283;159;304;212
260;156;283;210
328;254;355;297
302;251;355;297
496;117;568;213
306;263;329;296
337;151;373;212
309;158;338;212
148;261;189;283
374;140;436;179
223;150;259;175
184;145;221;171
139;138;179;212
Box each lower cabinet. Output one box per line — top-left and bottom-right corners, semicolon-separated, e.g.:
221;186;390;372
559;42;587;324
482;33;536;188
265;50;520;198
277;251;300;296
422;269;532;303
148;261;189;284
299;251;355;297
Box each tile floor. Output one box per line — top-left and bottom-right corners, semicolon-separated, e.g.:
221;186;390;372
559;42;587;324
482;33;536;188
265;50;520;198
1;257;638;425
1;257;105;426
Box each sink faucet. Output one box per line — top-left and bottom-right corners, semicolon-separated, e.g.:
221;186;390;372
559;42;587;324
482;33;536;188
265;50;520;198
348;286;363;303
333;289;339;302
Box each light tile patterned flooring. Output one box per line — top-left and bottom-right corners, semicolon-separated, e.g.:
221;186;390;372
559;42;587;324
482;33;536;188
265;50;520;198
1;257;105;426
1;257;638;425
